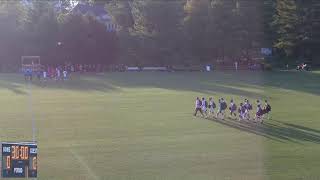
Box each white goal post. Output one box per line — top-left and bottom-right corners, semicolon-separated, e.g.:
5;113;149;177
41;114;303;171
21;56;42;72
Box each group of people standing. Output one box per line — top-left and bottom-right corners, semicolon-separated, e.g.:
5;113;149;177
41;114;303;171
43;66;69;81
24;66;69;82
23;63;107;82
194;97;271;123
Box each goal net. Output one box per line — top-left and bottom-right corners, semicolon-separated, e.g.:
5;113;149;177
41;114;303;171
21;56;41;72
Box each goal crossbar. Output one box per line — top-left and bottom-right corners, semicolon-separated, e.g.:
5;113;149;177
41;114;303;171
21;56;41;72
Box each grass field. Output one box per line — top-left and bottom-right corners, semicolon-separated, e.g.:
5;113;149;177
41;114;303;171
0;71;319;180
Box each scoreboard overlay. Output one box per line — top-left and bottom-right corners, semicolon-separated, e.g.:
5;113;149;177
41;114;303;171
1;142;37;178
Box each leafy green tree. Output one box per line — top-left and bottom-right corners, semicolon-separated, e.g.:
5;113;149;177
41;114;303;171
297;0;320;63
272;0;300;57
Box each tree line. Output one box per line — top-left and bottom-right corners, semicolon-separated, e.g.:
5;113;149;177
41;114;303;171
0;0;319;71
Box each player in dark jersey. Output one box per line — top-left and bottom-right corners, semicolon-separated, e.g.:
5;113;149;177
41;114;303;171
217;98;227;120
24;68;33;81
255;104;264;123
264;100;272;120
36;70;42;81
229;99;237;119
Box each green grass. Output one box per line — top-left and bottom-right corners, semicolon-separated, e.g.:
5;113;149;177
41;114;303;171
0;71;319;180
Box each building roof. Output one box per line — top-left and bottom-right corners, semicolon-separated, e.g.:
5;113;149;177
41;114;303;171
72;3;111;20
72;3;116;31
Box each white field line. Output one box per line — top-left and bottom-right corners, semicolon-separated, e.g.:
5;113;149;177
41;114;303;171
69;148;100;180
27;81;36;141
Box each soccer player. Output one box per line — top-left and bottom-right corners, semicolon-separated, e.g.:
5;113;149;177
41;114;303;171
24;68;33;81
51;66;55;79
229;99;237;119
217;98;227;120
216;99;221;118
208;97;216;117
79;64;83;73
71;65;75;72
238;102;246;121
255;104;264;123
56;67;61;81
201;97;208;117
244;99;252;120
63;69;68;81
194;97;203;117
257;100;261;107
24;68;29;81
47;66;52;79
35;70;41;81
264;100;272;120
43;70;47;81
235;61;238;71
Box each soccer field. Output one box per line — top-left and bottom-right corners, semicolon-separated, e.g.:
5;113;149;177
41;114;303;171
0;71;319;180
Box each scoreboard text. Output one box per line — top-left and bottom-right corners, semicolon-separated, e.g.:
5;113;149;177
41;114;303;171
1;142;37;178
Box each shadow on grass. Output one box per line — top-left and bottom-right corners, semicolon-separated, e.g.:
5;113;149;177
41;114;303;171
0;71;319;97
200;116;320;144
30;76;120;92
101;72;267;98
102;71;320;96
0;81;27;95
282;122;320;134
0;74;120;94
0;73;265;98
258;71;320;96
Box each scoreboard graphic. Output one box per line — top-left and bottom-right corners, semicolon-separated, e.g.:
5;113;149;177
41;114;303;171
1;142;37;178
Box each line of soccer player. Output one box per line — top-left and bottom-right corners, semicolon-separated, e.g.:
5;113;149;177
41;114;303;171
194;97;271;123
24;67;69;82
23;63;106;82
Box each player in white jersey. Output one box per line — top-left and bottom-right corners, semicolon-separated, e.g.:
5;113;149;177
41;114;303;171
194;97;204;117
244;99;252;120
201;97;208;117
63;70;68;81
43;71;47;81
56;68;61;81
208;97;216;117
